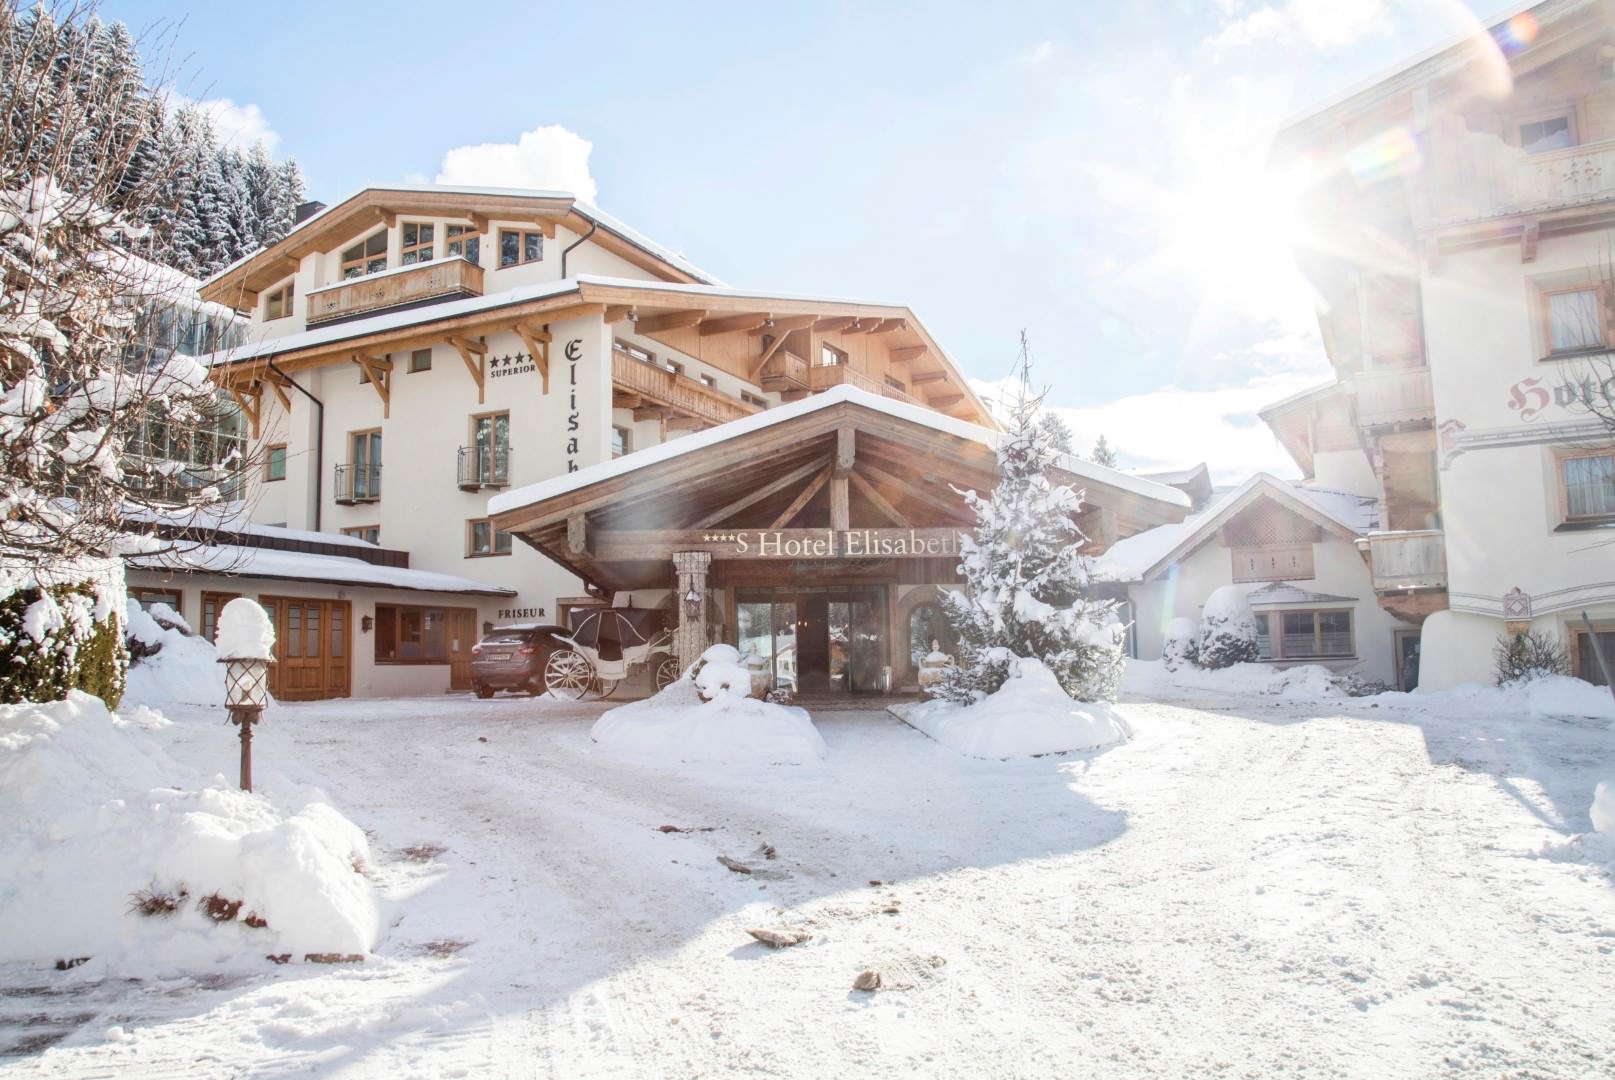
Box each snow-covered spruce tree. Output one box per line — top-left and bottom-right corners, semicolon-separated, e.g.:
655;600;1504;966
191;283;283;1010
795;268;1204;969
1194;585;1259;670
1091;434;1118;468
934;335;1125;704
0;2;225;703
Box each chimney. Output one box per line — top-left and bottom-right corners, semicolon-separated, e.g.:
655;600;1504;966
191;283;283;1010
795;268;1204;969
294;200;326;224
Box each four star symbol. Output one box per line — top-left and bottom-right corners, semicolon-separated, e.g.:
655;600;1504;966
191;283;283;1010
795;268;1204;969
702;532;740;543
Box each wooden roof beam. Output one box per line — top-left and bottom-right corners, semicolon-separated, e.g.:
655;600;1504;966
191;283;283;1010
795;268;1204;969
927;392;964;408
770;465;832;529
869;318;907;335
635;309;708;334
603;305;636;324
690;458;829;529
888;345;928;364
747;314;817;336
812;316;857;333
698;312;773;337
849;470;912;527
513;323;551;393
353;354;392;417
449;338;485;405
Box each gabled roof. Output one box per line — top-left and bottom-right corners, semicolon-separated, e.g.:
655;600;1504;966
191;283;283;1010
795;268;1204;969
1095;473;1377;584
490;386;1191;592
1257;380;1353;478
1243;581;1358;607
199;185;721;306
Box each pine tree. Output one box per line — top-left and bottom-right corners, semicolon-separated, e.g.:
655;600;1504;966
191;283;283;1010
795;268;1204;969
935;333;1126;704
262;157;304;244
1091;434;1118;468
1040;412;1074;454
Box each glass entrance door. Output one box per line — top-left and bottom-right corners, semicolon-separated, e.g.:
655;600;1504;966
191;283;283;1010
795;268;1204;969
736;587;887;694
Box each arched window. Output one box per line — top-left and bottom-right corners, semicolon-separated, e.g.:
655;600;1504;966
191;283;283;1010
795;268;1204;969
908;603;958;667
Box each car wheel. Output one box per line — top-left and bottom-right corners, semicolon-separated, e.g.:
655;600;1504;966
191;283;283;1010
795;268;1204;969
474;683;494;700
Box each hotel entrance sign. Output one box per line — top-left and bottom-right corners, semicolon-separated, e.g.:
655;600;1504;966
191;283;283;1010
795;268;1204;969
591;528;964;561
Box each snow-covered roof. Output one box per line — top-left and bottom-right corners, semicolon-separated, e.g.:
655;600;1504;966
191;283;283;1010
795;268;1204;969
201;273;944;369
490;385;1191;518
1256;379;1345;419
200;184;722;290
1243;582;1358;607
126;504;382;551
1094;473;1376;583
127;543;516;596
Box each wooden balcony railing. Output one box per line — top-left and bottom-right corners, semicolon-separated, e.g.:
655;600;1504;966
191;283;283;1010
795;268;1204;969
1354;367;1434;429
612;352;760;428
809;363;883;395
1422;134;1615;227
1363;530;1447;591
305;257;485;325
759;350;810;391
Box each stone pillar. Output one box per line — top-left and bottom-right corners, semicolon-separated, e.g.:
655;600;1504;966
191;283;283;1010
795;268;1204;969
672;550;712;665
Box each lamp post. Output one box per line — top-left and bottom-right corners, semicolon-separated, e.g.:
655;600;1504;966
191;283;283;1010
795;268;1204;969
215;598;276;793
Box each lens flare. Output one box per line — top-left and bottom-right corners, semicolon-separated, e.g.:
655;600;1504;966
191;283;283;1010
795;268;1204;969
1345;126;1423;187
1494;11;1538;56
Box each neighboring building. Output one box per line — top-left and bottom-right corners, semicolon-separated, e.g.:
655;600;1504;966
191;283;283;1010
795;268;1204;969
1100;473;1407;688
185;185;1189;698
1268;0;1615;689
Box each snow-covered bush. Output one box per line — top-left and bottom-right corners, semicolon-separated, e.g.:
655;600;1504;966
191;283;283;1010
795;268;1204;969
0;691;382;971
935;352;1124;704
1493;631;1571;686
0;560;126;707
1162;617;1199;672
1195;586;1259;670
688;643;754;702
901;655;1131;759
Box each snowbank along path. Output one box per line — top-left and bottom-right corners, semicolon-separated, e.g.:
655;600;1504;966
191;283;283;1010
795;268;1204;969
3;684;1613;1078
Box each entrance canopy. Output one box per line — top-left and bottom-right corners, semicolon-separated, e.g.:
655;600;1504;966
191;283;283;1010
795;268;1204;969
490;386;1190;593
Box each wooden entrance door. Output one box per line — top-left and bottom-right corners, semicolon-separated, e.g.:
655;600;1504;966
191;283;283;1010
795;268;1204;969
260;596;352;701
447;609;481;691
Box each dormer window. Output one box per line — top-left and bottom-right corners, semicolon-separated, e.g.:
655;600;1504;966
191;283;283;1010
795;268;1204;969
446;225;480;266
341;230;388;279
499;229;543;268
401;223;434;265
264;279;294;321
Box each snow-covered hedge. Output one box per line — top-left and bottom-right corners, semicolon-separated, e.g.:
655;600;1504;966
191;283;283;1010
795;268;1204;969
0;691;381;972
1195;586;1259;670
123;600;236;708
0;559;127;707
1162;617;1198;672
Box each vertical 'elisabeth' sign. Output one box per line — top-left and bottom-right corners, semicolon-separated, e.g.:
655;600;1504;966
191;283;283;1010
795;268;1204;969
564;338;582;472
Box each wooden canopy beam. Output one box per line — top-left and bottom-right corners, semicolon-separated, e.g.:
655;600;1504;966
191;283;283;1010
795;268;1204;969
869;319;907;335
747;314;817;336
849;470;913;527
567;513;588;555
834;427;856;476
911;370;949;385
812;316;857;333
860;459;974;523
690;459;828;530
228;384;262;440
698;312;772;337
514;323;551;393
888;345;928;364
449;337;486;405
603;305;635;324
770;465;831;529
635;309;708;334
927;392;965;408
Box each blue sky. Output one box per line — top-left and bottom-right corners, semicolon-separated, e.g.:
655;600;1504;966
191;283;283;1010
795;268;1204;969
106;0;1513;479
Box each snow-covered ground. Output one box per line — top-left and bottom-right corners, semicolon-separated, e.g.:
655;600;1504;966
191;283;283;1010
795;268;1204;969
3;679;1613;1077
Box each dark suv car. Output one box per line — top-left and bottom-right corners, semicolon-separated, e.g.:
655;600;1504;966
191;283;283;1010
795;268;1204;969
469;624;571;698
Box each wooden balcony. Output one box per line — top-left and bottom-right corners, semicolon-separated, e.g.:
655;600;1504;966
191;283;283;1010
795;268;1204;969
612;352;760;429
809;362;884;396
1362;530;1447;591
305;257;484;326
1354;367;1434;429
759;350;810;392
1422;134;1615;227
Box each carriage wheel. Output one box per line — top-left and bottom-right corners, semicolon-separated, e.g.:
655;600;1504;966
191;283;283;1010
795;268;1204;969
544;650;594;701
654;656;681;691
594;677;621;701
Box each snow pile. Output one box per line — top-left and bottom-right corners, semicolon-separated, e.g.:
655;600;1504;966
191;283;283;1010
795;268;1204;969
1520;675;1615;721
1124;658;1346;700
591;646;826;766
1195;586;1259;669
1593;782;1615;837
124;599;229;708
215;597;275;659
0;691;381;972
897;656;1132;759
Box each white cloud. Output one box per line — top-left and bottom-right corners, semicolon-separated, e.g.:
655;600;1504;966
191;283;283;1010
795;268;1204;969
973;371;1329;484
1019;40;1056;66
434;124;598;202
176;96;279;155
1213;0;1394;50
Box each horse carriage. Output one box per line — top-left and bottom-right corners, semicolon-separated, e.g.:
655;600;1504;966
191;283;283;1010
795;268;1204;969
543;605;683;700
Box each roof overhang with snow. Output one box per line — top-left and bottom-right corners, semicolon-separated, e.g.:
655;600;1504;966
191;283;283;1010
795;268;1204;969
1097;473;1374;585
206;274;999;427
488;386;1191;593
198;185;718;308
126;543;517;597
